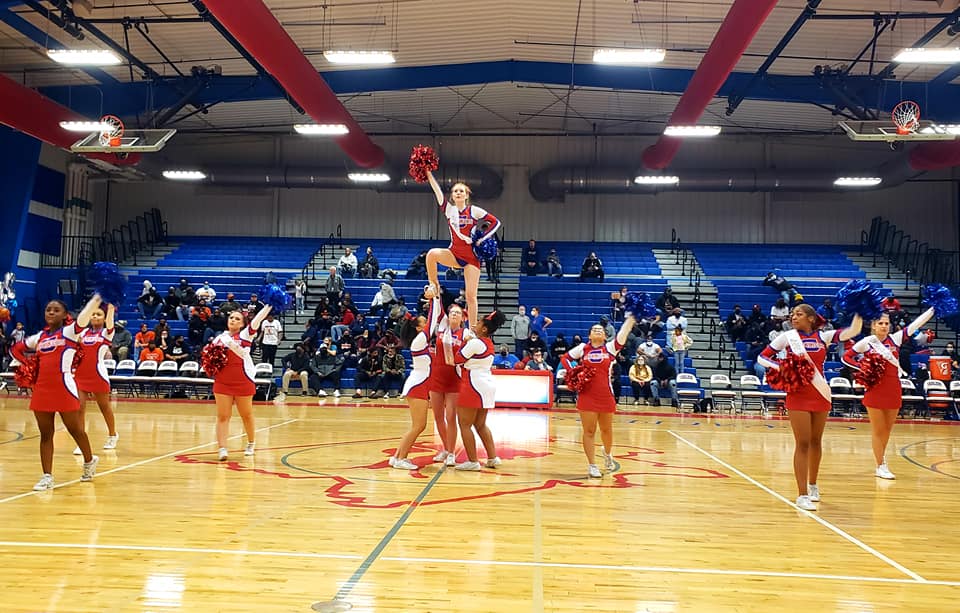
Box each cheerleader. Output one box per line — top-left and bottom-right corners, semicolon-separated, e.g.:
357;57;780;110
11;295;104;491
389;288;441;470
451;310;506;471
425;169;501;329
561;314;635;478
428;301;468;466
758;304;862;511
72;300;118;453
211;305;272;461
842;307;934;479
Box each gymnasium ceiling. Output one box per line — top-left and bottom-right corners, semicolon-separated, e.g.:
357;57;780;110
2;0;960;137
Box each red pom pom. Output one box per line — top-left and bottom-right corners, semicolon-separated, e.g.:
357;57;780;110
766;353;815;393
853;351;888;388
201;344;229;378
72;346;85;372
13;355;39;388
565;364;596;392
408;144;439;183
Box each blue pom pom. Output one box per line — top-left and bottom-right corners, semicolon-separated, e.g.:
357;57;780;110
835;279;883;320
88;261;126;306
471;229;499;263
624;292;657;319
259;282;292;313
923;284;958;318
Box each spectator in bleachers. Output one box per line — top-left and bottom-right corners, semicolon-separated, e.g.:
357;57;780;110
325;266;345;316
139;341;164;364
203;307;227;345
665;308;688;333
175;279;196;320
669;325;694;373
530;306;552;341
187;312;206;347
747;303;766;328
300;319;320;353
525;349;553;373
355;328;375;359
196;281;216;303
331;307;355;342
360;247;379;279
649;354;678;407
162;287;181;320
611;287;628;322
354;347;383;398
599;316;615;341
816;298;838;328
579;252;604;282
379;346;406;398
485;241;501;283
294;279;307;314
522;239;540;276
338;247;358;279
639;334;662;366
259;312;283;367
770;298;790;327
944;342;960;376
545;248;563;278
635;311;663;339
314;302;334;339
725;305;747;343
156;329;170;355
137;284;164;320
336;330;359;369
881;295;902;314
110;321;132;361
493;344;520;369
153;318;170;341
246;294;264;317
350;313;367;337
655;287;680;315
376;329;402;354
368;281;396;318
612;352;629;404
550;333;570;368
192;298;212;323
387;298;408;333
133;323;155;361
763;271;797;304
406;250;428;280
524;331;549;358
628;356;653;405
165;335;190;366
511;306;530;358
310;337;343;397
219;292;241;315
279;344;313;398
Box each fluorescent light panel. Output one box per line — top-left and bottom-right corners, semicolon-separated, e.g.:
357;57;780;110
592;48;666;65
347;172;391;183
59;121;111;132
634;175;679;185
323;50;395;64
664;125;722;137
919;124;960;135
47;48;121;65
162;170;207;181
893;47;960;64
834;177;882;187
293;123;349;135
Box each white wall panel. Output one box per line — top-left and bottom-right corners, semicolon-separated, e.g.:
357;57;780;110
96;134;958;250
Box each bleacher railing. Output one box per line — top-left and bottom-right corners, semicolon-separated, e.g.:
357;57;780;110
43;208;167;269
864;215;958;287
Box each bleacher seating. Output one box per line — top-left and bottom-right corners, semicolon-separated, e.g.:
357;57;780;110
527;242;661;277
692;244;864;279
160;236;319;269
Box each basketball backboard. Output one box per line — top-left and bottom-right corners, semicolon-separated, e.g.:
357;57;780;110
70;128;176;153
837;120;958;142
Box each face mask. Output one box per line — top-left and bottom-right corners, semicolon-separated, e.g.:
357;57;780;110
500;350;508;356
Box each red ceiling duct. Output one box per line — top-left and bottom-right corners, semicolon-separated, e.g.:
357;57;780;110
0;73;140;166
909;141;960;171
642;0;779;170
202;0;386;169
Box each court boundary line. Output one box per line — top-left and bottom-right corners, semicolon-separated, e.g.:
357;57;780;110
0;540;957;588
0;418;299;505
667;429;928;583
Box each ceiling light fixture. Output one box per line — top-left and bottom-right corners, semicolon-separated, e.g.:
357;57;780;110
294;124;350;136
892;47;960;63
347;172;391;183
592;48;666;65
323;50;396;65
664;125;722;137
634;175;680;185
59;121;111;132
162;170;207;181
834;177;882;187
47;49;121;65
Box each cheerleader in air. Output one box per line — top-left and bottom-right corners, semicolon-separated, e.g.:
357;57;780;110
424;168;500;329
758;304;862;511
73;301;119;452
452;310;505;471
11;295;105;491
843;307;934;479
389;287;442;470
561;313;635;478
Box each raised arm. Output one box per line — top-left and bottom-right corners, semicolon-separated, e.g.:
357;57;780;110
906;307;935;337
837;314;863;342
616;314;635;348
75;293;104;328
105;303;116;330
426;170;445;206
248;304;273;331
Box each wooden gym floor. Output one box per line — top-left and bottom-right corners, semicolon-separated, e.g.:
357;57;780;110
0;395;958;612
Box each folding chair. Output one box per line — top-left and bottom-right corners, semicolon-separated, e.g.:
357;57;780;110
900;379;926;417
179;361;201;398
112;359;137;396
254;362;276;400
675;373;701;413
155;361;179;397
739;375;766;415
949;380;960;420
923;379;950;419
102;359;117;376
136;360;159;396
708;374;737;414
829;377;861;417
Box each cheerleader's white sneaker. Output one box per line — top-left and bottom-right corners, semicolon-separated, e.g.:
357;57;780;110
876;463;896;480
807;484;820;502
103;435;118;450
393;458;418;470
587;464;602;478
80;455;99;482
796;495;817;511
33;474;54;491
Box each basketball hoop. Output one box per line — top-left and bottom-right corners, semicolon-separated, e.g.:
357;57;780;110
892;101;921;135
98;115;125;148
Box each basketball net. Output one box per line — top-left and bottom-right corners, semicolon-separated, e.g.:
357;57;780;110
99;114;125;148
892;101;920;135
